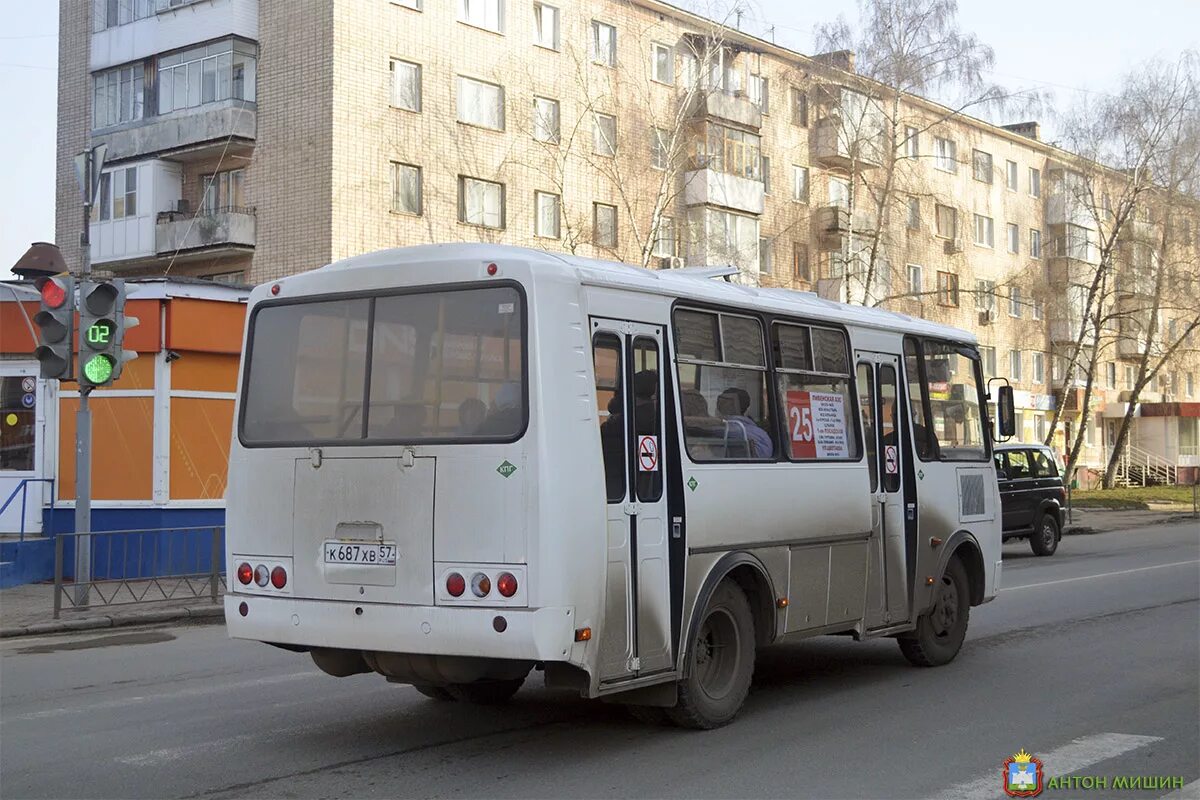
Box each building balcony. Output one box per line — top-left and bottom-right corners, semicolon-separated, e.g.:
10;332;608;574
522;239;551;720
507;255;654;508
813;205;877;252
1047;257;1098;286
1114;271;1155;297
1045;193;1097;229
682;169;765;215
155;207;256;261
687;91;762;130
1049;315;1094;346
811;118;882;172
92;99;256;163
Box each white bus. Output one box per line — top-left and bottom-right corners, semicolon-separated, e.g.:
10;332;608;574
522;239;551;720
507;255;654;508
226;243;1014;729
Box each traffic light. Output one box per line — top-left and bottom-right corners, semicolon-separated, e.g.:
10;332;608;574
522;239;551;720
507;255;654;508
33;275;76;380
78;279;139;388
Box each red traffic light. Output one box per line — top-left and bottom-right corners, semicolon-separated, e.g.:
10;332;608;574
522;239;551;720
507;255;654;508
39;278;67;310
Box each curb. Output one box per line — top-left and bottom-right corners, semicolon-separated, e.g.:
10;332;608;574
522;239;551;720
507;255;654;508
0;604;225;639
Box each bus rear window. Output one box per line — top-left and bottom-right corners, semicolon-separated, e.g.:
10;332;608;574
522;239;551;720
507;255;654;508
240;286;525;445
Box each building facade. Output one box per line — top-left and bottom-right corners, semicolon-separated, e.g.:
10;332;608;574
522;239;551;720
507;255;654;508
54;0;1199;479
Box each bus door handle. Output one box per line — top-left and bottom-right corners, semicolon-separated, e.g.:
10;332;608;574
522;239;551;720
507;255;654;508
623;502;638;517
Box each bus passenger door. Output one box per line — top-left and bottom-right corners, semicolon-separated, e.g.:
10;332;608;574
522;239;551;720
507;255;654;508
857;352;910;627
592;319;672;683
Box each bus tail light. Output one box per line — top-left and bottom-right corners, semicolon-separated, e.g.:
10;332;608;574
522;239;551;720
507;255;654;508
270;566;287;589
236;562;253;585
446;572;466;597
471;573;491;597
254;564;270;587
497;572;518;598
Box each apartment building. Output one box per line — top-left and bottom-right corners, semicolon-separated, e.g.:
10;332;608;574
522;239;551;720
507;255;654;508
54;0;1199;478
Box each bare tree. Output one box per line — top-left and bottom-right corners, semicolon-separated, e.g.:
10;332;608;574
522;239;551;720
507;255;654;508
1040;53;1199;481
812;0;1035;307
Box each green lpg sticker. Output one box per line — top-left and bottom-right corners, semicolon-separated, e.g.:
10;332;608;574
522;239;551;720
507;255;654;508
497;460;518;478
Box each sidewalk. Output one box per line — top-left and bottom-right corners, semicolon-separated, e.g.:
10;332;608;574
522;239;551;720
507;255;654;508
1064;507;1198;535
0;580;225;639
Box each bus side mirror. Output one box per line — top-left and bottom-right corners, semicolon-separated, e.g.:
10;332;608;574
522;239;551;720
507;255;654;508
997;385;1016;440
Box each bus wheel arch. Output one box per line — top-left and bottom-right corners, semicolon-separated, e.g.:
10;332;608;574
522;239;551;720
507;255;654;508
686;553;778;666
946;535;985;607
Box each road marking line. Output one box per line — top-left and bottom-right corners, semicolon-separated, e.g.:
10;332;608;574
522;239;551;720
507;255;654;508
7;671;318;722
933;733;1163;800
1001;560;1200;592
1160;778;1200;799
116;733;260;767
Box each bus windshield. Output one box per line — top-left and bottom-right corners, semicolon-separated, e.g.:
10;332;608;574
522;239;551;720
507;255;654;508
239;285;525;446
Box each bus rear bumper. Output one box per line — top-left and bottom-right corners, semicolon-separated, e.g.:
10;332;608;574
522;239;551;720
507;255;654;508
224;594;577;662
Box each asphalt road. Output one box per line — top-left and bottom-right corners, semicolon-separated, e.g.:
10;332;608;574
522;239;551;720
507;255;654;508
2;520;1197;800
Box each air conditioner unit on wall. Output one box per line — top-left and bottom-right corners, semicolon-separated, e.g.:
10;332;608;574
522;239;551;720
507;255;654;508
657;256;685;269
978;310;995;326
945;237;964;255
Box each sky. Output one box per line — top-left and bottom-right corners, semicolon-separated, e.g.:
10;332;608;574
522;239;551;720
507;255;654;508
0;0;1197;274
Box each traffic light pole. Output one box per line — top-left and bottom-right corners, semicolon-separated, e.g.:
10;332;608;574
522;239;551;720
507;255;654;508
74;150;94;607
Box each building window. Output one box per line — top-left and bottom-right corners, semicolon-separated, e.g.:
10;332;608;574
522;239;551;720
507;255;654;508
460;0;504;32
534;2;559;49
390;163;421;215
95;166;138;221
749;74;769;113
1124;365;1136;389
1030;228;1042;259
1009;286;1022;318
594;202;617;247
1006;160;1018;191
934;137;956;172
390;59;421;111
829;177;849;209
1106;362;1117;389
654;217;676;258
791;88;808;126
907;264;922;295
792;165;809;202
936;271;959;306
534;191;560;238
935;204;957;238
1187;373;1195;397
761;156;771;193
157;38;257;116
906;196;920;230
905;126;919;158
593;113;616;156
1010;350;1023;382
458;176;504;228
532;96;559;143
1007;222;1019;254
651;127;669;169
591;20;616;66
697;122;761;180
201;168;246;214
94;0;155;30
457;76;504;130
650;41;674;84
973;213;994;247
1032;298;1044;321
975;279;995;312
92;63;144;129
793;243;810;281
758;237;772;273
1031;352;1045;384
680;48;699;89
392;0;422;9
980;346;997;379
1029;167;1041;198
972;150;993;183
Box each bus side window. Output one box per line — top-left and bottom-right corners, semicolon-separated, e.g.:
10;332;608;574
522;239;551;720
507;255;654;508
904;338;934;459
594;334;625;502
633;337;662;502
856;363;878;492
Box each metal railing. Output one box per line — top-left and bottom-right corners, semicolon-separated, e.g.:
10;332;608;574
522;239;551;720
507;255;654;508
53;526;225;619
0;478;54;541
1111;444;1178;487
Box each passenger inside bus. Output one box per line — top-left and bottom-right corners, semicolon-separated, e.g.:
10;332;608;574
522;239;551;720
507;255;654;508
457;397;487;434
478;382;522;436
716;388;774;458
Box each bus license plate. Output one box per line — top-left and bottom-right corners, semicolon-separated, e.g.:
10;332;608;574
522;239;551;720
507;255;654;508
323;541;397;566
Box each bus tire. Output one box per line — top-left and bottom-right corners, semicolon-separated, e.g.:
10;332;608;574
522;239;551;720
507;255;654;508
898;556;970;667
445;677;525;705
667;580;756;730
412;684;455;701
1029;513;1060;557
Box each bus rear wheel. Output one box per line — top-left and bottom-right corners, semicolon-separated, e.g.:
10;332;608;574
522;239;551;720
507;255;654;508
412;684;455;701
898;556;970;667
667;580;755;730
445;677;525;704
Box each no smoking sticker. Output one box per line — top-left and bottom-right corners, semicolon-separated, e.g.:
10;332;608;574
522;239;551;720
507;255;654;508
21;377;35;393
884;445;898;474
637;435;659;472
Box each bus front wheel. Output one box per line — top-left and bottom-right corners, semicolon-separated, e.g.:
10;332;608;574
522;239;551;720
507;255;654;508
445;676;525;704
898;556;970;667
412;684;455;701
667;580;756;730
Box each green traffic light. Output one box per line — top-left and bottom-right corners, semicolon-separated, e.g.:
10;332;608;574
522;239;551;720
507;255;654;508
83;353;115;385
